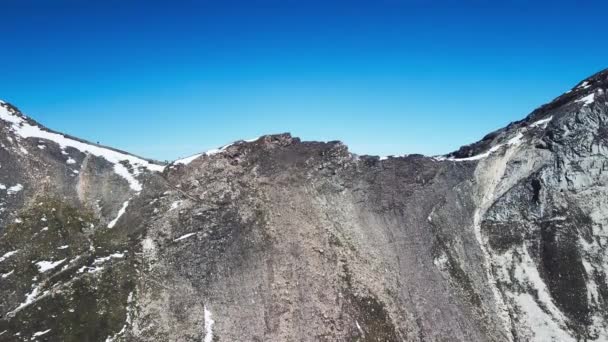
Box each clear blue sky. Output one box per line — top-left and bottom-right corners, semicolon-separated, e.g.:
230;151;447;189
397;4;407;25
1;1;606;161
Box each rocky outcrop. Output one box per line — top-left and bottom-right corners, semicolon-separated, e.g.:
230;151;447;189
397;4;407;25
1;69;608;341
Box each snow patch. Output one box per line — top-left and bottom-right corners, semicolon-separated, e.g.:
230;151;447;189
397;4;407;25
108;200;129;228
448;132;524;162
78;253;125;274
529;116;553;128
203;306;215;342
10;284;43;314
7;184;23;194
169;200;182;211
174;232;196;242
437;115;551;163
35;259;66;272
174;153;202;165
31;329;51;339
173;136;260;165
576;93;595;106
0;103;164;191
0;250;18;263
93;253;125;265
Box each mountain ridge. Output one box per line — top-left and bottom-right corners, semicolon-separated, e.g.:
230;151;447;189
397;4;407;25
0;69;607;341
3;68;607;167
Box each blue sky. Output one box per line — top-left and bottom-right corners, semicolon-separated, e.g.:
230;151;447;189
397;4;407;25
0;1;607;161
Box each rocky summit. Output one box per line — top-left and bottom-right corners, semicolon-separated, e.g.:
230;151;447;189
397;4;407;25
1;69;608;342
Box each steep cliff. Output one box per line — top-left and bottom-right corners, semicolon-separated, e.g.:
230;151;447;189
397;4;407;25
1;69;608;341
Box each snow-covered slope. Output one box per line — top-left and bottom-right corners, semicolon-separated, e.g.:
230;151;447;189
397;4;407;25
0;102;164;191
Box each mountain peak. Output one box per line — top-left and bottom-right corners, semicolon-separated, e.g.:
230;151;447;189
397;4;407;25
577;67;608;87
446;68;608;160
2;71;608;341
527;68;607;120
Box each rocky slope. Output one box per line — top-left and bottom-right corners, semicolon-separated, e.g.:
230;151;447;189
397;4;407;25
1;69;608;341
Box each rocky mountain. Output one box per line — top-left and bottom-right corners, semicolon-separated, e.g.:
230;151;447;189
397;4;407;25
1;69;608;341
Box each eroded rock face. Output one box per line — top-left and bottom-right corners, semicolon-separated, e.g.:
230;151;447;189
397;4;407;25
1;70;608;341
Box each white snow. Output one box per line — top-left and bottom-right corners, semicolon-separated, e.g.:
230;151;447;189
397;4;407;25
578;81;591;89
174;142;233;164
0;250;18;263
0;104;164;191
84;265;105;273
174;153;202;165
448;133;524;162
174;232;196;242
57;245;69;250
108;200;129;228
35;259;66;272
0;105;23;125
434;115;551;163
204;145;230;156
505;132;524;146
169;200;182;211
576;93;595;106
31;329;51;339
66;157;76;164
1;270;14;278
78;253;125;274
93;253;125;265
7;184;23;194
10;284;42;314
529;116;553;128
203;306;214;342
173;137;260;165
